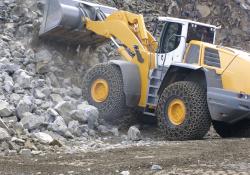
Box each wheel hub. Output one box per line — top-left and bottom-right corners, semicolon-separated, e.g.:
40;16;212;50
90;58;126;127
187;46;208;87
91;79;109;103
167;99;186;125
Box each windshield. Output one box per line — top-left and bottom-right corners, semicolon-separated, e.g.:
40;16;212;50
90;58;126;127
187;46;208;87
187;24;215;44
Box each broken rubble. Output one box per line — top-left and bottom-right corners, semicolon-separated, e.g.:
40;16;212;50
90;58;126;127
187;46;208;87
70;110;87;124
16;96;34;119
48;116;68;137
20;112;45;131
68;120;82;137
34;132;53;144
54;101;75;124
14;70;32;89
50;94;63;104
151;164;162;171
128;126;141;141
20;148;32;157
35;49;52;74
0;127;11;141
0;100;13;117
33;89;46;99
82;105;99;130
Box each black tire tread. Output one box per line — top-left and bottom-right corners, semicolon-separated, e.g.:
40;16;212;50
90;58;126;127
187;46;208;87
157;81;211;140
82;63;126;122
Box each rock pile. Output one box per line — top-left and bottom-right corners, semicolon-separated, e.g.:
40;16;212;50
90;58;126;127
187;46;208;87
0;0;113;155
0;0;249;155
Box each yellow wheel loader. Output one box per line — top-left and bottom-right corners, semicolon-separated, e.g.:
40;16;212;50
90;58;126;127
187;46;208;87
40;0;250;140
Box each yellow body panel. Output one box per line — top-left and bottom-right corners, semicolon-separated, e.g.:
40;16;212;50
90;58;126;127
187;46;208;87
85;11;157;107
221;54;250;94
188;41;250;94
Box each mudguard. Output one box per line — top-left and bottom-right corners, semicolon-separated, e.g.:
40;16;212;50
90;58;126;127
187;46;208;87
109;60;141;107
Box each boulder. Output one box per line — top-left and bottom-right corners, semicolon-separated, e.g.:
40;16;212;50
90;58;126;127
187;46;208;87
3;80;14;93
20;149;32;157
47;108;59;117
68;120;81;137
35;49;52;74
70;110;87;123
82;105;99;130
16;96;34;119
97;125;109;134
0;100;13;117
9;93;21;103
34;89;46;99
20;112;45;130
48;116;68;136
15;71;32;89
128;126;141;141
50;94;63;104
0;127;10;141
69;86;82;98
54;101;75;124
151;164;162;171
34;132;53;144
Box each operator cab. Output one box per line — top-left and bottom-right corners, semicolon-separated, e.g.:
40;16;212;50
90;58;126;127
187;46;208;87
154;17;218;67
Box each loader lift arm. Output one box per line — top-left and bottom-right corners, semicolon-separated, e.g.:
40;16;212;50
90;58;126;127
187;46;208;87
84;10;158;106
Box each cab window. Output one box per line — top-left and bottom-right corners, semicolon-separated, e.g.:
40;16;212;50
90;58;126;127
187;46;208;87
159;22;182;53
185;44;200;64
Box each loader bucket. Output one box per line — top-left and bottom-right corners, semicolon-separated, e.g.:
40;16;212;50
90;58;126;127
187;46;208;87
39;0;117;46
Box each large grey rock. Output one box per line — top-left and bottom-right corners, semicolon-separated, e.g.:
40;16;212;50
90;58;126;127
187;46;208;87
4;81;14;93
34;132;53;144
50;94;63;104
20;112;45;130
4;63;20;74
35;49;52;74
0;100;13;117
33;89;46;99
54;101;75;124
3;76;14;93
68;86;82;98
20;149;32;157
97;125;109;134
120;171;130;175
70;110;87;123
196;4;211;18
128;126;141;141
80;105;99;130
46;72;60;87
15;71;32;89
0;127;10;141
68;120;81;137
48;116;68;136
9;93;20;103
47;108;59;117
16;96;34;119
151;164;162;171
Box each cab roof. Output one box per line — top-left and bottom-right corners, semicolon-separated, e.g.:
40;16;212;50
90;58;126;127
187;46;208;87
158;16;218;29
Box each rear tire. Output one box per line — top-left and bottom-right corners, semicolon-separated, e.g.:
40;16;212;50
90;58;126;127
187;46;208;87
82;63;126;122
157;81;211;140
213;120;250;138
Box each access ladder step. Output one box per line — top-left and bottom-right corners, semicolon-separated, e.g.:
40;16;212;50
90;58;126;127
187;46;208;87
143;112;156;117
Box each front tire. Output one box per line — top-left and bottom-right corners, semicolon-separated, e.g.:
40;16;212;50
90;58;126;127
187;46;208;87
82;63;126;122
157;81;211;140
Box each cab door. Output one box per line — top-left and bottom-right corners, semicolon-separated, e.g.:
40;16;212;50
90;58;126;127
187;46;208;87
157;22;187;67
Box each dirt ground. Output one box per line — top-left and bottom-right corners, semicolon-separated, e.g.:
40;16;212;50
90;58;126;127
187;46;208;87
0;138;249;175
